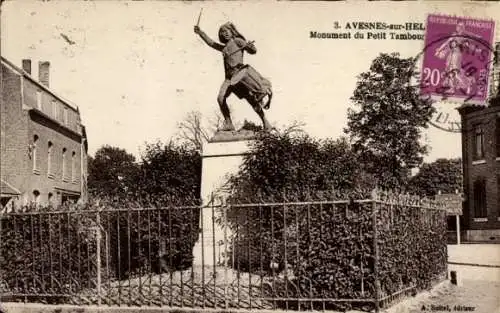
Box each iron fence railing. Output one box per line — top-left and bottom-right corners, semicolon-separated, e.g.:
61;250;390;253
0;190;447;312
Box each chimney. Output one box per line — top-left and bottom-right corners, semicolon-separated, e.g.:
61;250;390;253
38;61;50;87
22;59;32;74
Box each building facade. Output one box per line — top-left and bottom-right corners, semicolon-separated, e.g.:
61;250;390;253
0;57;88;209
458;73;500;241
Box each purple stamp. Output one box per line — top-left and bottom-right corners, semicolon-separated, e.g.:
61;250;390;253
420;14;495;104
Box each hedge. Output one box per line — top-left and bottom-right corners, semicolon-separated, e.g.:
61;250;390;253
0;200;200;304
223;190;447;311
101;205;200;280
0;204;97;303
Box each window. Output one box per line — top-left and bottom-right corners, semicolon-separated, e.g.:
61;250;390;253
52;100;58;120
47;141;53;177
63;107;69;126
62;148;67;181
32;135;39;173
473;125;484;160
71;151;76;183
58;103;63;123
473;179;487;218
36;91;42;110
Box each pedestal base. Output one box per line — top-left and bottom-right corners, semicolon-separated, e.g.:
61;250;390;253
192;138;254;267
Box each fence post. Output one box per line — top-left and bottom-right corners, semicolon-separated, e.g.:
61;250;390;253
0;213;2;295
223;197;228;310
95;212;102;306
371;189;381;312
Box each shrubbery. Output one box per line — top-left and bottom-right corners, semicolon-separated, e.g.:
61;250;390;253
0;198;200;303
223;130;373;269
223;192;446;311
87;141;202;278
0;203;97;303
225;130;374;201
1;140;202;302
376;198;447;296
96;196;200;280
221;130;447;311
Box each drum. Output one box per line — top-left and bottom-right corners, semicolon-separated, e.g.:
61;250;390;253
230;65;272;109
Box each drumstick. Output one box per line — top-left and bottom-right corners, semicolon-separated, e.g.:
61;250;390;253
196;8;203;27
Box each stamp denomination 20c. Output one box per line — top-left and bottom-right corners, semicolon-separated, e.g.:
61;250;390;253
414;14;496;133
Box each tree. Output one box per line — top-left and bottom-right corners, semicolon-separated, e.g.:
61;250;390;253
89;142;202;275
175;111;222;152
138;140;202;202
345;53;435;189
136;141;202;272
408;158;463;197
88;145;140;197
227;128;374;203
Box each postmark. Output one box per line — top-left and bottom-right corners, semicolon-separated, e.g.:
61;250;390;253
409;14;496;133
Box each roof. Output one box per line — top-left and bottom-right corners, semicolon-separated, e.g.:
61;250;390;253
1;56;79;113
458;102;488;109
457;101;489;115
0;179;21;196
28;107;83;138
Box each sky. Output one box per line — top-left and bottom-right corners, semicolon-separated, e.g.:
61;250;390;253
2;1;499;162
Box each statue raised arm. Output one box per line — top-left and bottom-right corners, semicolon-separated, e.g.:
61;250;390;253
194;22;272;131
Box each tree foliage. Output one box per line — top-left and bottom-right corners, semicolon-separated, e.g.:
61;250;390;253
408;158;463;197
88;141;202;203
138;141;202;202
87;142;202;276
345;53;435;189
88;145;140;198
226;129;375;203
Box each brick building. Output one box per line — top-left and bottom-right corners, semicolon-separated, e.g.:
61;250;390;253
0;57;88;209
458;47;500;241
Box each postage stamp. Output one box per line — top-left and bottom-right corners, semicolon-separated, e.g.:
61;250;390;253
408;14;497;133
420;14;495;104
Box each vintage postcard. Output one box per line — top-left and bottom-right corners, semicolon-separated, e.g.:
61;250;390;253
1;1;499;313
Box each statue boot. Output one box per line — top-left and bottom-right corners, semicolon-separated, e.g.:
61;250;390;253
221;118;236;131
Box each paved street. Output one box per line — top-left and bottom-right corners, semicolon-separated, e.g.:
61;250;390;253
448;244;500;267
386;244;500;313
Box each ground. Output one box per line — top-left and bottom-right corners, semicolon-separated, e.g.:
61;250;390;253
448;244;500;267
385;244;500;313
2;244;499;313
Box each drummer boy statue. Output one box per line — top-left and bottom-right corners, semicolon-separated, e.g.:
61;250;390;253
194;21;273;131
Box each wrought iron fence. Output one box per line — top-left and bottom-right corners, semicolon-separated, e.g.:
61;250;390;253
0;190;447;312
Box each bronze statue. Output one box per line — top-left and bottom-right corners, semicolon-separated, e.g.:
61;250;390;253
194;21;272;131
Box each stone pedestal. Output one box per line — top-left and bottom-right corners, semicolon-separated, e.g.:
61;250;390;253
192;137;254;267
